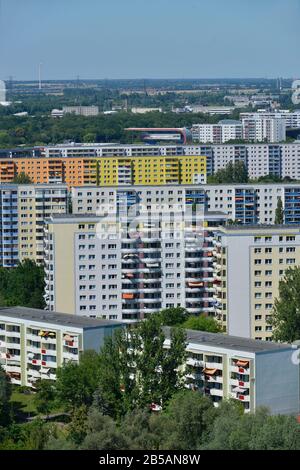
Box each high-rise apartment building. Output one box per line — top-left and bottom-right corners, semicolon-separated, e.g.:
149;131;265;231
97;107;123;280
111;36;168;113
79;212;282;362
0;154;206;188
240;110;300;129
44;202;227;321
72;183;300;225
0;184;68;267
62;106;99;116
191;120;243;144
242;117;286;143
212;225;300;340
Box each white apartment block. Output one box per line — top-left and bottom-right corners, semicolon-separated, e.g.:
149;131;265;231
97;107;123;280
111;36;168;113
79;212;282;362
44;204;227;322
242;117;286;143
62;106;99;117
0;307;123;387
240;110;300;129
191;120;243;144
165;327;300;414
212;225;300;341
71;183;300;226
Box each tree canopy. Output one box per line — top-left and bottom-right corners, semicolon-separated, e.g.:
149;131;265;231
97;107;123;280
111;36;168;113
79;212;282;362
0;260;45;309
271;267;300;342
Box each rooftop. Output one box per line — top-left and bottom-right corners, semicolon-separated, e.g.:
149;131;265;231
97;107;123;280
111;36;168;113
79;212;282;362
163;327;293;353
0;306;123;329
217;224;300;232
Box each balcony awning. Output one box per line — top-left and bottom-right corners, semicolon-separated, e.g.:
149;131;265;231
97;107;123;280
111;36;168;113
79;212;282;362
236;360;249;367
232;386;246;393
64;335;73;341
203;368;217;376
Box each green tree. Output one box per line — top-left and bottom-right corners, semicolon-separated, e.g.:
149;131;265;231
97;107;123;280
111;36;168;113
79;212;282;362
33;380;56;417
159;390;215;450
271;267;300;341
275;197;284;224
0;260;45;309
56;350;100;410
80;408;127;450
157;307;189;326
120;409;162;450
96;317;187;419
182;315;221;333
129;317;187;410
0;366;12;426
12;172;33;184
208;161;248;184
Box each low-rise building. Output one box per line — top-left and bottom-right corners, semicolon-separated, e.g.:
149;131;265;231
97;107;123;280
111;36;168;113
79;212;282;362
0;306;123;387
164;327;300;415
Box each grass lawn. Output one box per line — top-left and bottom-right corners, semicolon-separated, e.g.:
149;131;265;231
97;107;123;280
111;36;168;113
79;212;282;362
10;388;38;416
10;387;66;422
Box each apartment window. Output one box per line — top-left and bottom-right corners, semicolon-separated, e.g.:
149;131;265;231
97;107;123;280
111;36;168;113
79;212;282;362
88;224;95;229
80;306;87;311
265;237;272;242
79;234;85;240
254;270;261;276
254;281;262;287
265;270;272;276
89;275;95;280
286;236;295;242
265;303;273;309
255;315;262;320
287;258;296;264
287;247;296;253
255;326;262;331
265;259;272;264
255;304;262;309
254;248;261;253
254;237;261;243
265;281;272;287
265;248;272;253
78;224;85;229
255;293;262;298
254;259;261;265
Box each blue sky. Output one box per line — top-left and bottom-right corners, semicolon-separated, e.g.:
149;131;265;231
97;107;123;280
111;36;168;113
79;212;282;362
0;0;299;80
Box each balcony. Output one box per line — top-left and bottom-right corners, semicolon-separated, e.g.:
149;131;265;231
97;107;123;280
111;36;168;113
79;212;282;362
186;357;204;367
205;361;223;370
5;364;21;373
5;330;20;338
27;369;41;379
63;352;79;362
26;334;41;343
230;365;250;374
209;388;224;397
6;342;21;350
230;378;250;388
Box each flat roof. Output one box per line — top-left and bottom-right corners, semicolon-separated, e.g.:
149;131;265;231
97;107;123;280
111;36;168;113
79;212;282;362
217;224;300;232
163;327;293;353
0;307;123;329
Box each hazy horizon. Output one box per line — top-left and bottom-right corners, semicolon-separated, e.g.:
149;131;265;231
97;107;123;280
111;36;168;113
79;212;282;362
0;0;299;81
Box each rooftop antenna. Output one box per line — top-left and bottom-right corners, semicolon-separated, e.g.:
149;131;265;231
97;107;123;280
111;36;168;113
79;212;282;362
38;62;43;90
